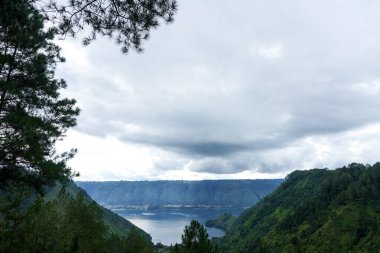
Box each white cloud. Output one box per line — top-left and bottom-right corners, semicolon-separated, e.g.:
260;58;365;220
56;123;380;180
351;79;380;96
55;0;380;180
257;44;284;59
56;130;156;180
58;41;90;71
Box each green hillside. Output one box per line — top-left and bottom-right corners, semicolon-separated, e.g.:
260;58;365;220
46;181;150;239
218;163;380;253
0;181;154;253
205;213;237;231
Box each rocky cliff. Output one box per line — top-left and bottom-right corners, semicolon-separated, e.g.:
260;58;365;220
76;179;283;208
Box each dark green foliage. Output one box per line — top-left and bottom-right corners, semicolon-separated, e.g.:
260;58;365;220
39;0;177;53
182;220;211;252
218;163;380;253
169;219;219;253
60;193;108;252
0;0;79;189
106;231;154;253
0;0;177;189
45;180;151;240
0;186;154;253
205;213;236;231
0;185;35;252
0;0;176;251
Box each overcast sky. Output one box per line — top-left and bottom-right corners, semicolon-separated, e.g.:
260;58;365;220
56;0;380;181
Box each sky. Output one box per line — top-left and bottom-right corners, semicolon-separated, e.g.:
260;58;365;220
56;0;380;181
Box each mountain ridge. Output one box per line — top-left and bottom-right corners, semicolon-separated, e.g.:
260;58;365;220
76;179;283;208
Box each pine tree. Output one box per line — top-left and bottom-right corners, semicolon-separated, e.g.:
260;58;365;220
0;0;80;189
170;219;218;253
0;0;177;188
38;0;177;53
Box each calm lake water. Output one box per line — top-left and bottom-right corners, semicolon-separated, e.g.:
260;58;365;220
113;207;244;245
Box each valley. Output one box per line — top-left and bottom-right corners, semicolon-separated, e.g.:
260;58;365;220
76;179;283;245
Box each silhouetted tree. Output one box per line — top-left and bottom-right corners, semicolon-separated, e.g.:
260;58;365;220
0;0;80;189
182;219;212;252
170;219;218;253
36;0;177;53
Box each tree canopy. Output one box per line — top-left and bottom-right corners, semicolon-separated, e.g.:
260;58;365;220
0;0;177;189
218;163;380;253
170;219;219;253
38;0;177;53
0;0;79;189
0;0;177;251
0;187;154;253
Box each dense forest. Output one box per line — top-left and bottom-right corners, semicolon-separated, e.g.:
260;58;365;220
217;163;380;253
205;213;237;231
45;181;151;240
0;181;154;253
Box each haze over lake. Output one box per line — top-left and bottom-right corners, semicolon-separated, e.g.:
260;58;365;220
113;207;244;245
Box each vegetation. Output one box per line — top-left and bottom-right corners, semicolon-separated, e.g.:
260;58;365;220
3;2;380;253
45;181;151;239
39;0;177;53
205;213;236;231
168;219;219;253
0;186;154;253
0;0;79;189
217;163;380;253
0;0;177;190
0;0;177;252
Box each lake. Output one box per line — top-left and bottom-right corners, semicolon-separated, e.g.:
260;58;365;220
113;207;244;245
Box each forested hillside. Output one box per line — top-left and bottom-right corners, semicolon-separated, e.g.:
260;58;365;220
218;163;380;253
0;182;154;253
46;181;150;239
76;180;283;208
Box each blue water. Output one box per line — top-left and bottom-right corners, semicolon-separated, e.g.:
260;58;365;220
113;207;244;245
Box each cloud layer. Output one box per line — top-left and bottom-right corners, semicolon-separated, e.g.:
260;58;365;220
57;0;380;180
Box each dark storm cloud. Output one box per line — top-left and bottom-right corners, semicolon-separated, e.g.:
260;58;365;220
189;158;251;174
155;141;245;156
122;131;293;158
58;0;380;175
124;133;248;156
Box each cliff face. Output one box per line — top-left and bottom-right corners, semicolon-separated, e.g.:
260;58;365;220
76;179;283;207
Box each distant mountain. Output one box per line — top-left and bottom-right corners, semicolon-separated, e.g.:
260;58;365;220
76;179;283;208
217;163;380;253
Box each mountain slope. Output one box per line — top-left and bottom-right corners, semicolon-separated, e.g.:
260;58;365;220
218;163;380;253
0;180;154;252
46;181;150;239
205;213;236;231
76;179;283;208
